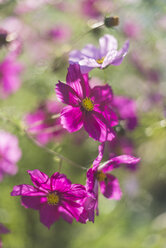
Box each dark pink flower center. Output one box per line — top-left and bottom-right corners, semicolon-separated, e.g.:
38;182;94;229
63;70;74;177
47;192;59;205
81;97;94;111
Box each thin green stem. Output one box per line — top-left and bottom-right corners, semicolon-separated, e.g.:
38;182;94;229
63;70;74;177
24;129;87;171
0;114;87;171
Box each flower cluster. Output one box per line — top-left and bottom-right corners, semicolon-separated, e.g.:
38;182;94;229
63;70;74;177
11;33;141;229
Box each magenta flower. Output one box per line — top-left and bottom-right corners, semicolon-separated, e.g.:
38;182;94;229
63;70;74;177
0;54;23;98
0;131;21;182
11;170;88;228
86;143;140;216
112;96;138;130
0;223;10;248
55;64;118;142
25;100;65;145
69;34;129;73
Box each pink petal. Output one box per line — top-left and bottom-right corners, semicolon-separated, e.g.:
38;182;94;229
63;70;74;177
112;40;129;66
63;199;81;208
59;206;73;223
102;50;118;68
66;64;90;99
83;111;111;142
79;58;100;73
92;143;105;170
81;44;100;59
21;196;44;210
50;172;71;192
99;174;122;200
55;81;79;106
83;195;96;222
107;130;116;142
61;105;83;132
101;155;141;173
28;170;51;191
61;201;84;223
11;184;46;196
90;84;113;105
39;203;60;228
101;106;119;127
69;50;84;64
99;35;118;57
86;168;96;192
79;194;96;223
66;184;87;199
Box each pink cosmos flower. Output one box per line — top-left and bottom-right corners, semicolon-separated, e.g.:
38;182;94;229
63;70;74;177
25;100;65;145
11;170;88;228
69;34;129;73
0;131;22;182
86;143;140;216
112;96;138;130
55;64;118;142
0;54;23;99
0;223;10;248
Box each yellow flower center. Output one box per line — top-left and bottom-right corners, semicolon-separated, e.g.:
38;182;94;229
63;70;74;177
82;97;94;111
96;57;105;64
96;171;107;182
47;192;59;205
